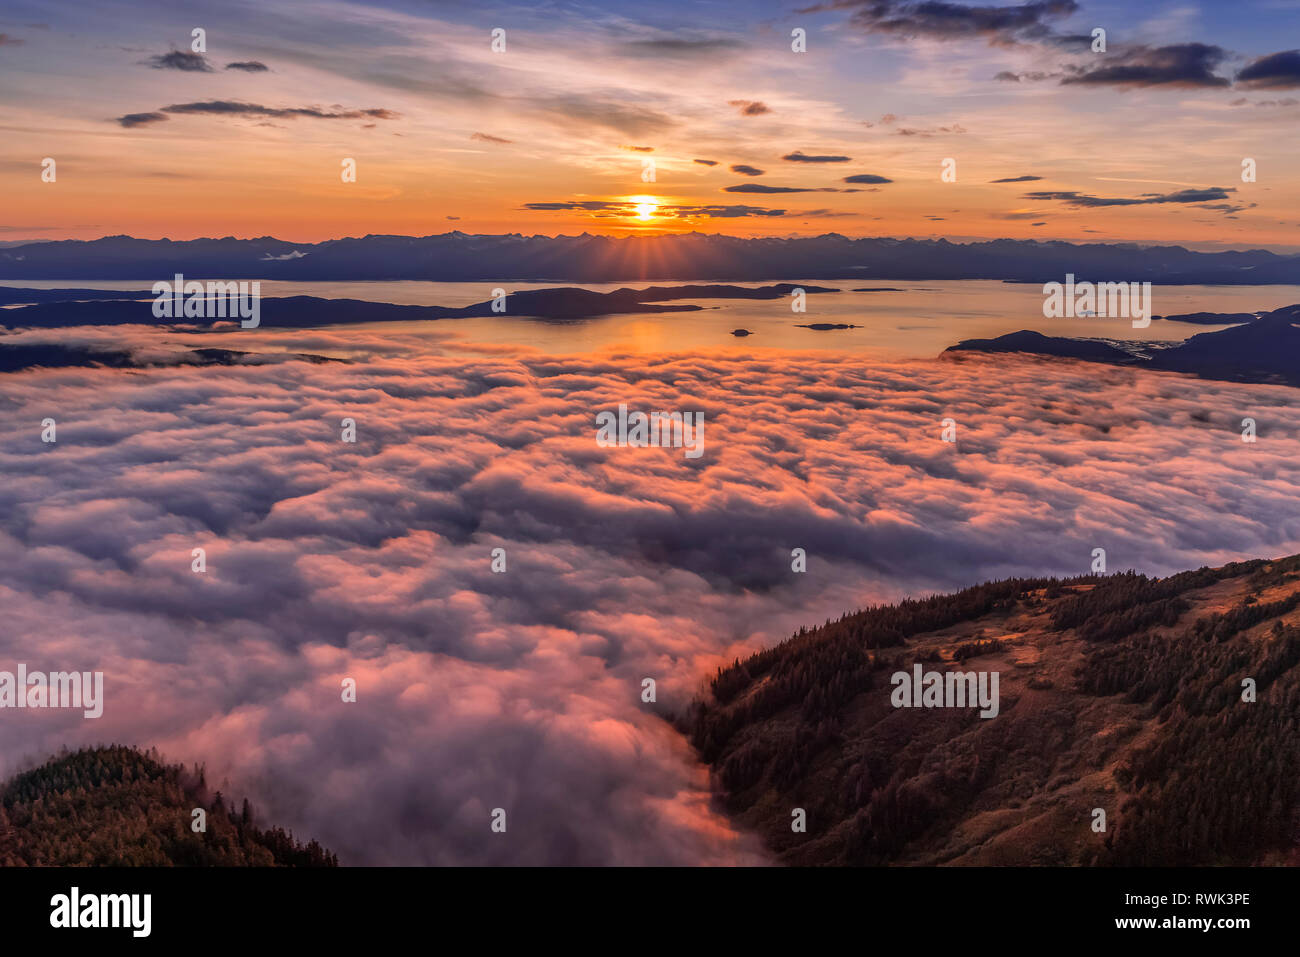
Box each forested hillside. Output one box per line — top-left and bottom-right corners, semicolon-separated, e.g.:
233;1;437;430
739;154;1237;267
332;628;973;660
684;557;1300;865
0;745;337;866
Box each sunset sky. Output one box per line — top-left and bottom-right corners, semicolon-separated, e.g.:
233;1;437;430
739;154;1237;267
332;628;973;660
2;0;1299;248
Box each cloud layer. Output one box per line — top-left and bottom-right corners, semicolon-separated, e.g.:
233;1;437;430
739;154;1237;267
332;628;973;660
2;325;1299;864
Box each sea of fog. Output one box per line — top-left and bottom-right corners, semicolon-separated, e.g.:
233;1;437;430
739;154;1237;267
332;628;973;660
3;278;1300;865
9;279;1300;356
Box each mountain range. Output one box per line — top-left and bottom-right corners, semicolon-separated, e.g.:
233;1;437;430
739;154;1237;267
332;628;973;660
3;233;1300;283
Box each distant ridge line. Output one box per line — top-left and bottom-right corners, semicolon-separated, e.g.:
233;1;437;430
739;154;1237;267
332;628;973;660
2;233;1298;283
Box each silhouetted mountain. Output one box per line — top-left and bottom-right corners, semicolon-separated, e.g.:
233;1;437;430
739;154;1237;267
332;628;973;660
0;287;155;305
682;557;1300;865
1148;311;1300;383
945;308;1300;386
1154;310;1259;325
3;233;1298;282
0;746;337;866
0;342;342;372
946;329;1136;363
0;283;838;329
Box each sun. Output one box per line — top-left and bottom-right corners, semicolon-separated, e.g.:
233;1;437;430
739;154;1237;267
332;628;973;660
629;195;659;221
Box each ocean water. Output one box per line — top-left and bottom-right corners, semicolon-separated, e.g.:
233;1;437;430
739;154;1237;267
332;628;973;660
7;278;1300;358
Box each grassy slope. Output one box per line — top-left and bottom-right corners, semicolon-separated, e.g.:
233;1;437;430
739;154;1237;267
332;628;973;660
686;558;1300;865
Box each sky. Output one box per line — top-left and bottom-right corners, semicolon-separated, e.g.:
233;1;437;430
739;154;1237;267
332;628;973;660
3;0;1299;866
1;1;1299;246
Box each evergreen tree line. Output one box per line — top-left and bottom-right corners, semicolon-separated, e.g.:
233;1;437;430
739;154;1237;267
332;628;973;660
693;576;1060;763
686;557;1300;866
0;745;338;867
1078;600;1300;865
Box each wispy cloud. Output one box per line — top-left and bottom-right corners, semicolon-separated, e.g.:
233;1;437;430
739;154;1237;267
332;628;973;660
117;101;401;126
1060;43;1231;88
797;0;1083;47
1025;187;1237;207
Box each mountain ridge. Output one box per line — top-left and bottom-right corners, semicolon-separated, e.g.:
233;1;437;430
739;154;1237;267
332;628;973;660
682;556;1300;866
0;745;337;866
4;233;1298;283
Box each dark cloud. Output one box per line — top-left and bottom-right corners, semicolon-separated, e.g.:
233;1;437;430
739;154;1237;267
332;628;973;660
783;150;851;163
990;175;1042;183
1024;187;1236;207
144;51;214;72
152;101;399;121
471;132;512;144
843;173;892;184
730;164;765;176
693;159;719;166
1236;49;1300;89
680;204;787;218
522;201;617;211
1061;43;1230;88
116;111;168;128
225;60;269;72
723;184;829;194
728;99;770;116
521;200;787;218
796;0;1080;47
621;145;654;152
0;33;24;46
